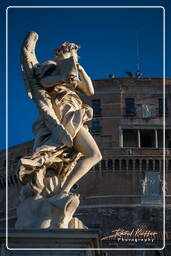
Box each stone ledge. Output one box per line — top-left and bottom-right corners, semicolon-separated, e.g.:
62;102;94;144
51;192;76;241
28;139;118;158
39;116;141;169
0;229;101;255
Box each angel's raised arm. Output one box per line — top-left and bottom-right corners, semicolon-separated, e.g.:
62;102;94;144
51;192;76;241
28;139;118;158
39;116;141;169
76;64;94;96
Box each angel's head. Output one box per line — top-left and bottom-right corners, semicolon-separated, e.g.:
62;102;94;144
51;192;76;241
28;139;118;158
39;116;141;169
54;42;80;62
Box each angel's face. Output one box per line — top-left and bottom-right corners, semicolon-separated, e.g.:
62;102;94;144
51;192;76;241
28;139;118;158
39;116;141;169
55;49;78;62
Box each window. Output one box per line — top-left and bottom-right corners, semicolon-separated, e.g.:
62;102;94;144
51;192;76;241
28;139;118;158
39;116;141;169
114;159;120;170
142;160;147;170
157;129;163;148
135;159;140;170
148;160;153;171
10;176;14;186
107;160;113;170
159;98;168;115
140;130;155;148
155;160;160;171
15;156;22;166
122;128;163;148
95;164;99;171
14;175;19;184
125;98;135;115
91;120;101;134
128;159;133;170
101;160;106;170
121;159;126;170
166;130;171;148
123;129;138;147
168;160;171;171
92;99;101;116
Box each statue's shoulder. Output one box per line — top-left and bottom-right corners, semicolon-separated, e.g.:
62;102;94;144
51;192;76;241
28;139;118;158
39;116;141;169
36;60;57;69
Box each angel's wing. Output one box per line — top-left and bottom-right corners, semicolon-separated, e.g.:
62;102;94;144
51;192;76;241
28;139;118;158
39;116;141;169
21;31;39;99
21;32;73;148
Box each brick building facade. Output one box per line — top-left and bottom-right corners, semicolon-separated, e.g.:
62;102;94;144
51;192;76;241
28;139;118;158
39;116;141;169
0;77;171;255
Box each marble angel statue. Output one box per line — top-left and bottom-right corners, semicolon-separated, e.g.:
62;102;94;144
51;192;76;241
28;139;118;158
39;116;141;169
15;32;101;229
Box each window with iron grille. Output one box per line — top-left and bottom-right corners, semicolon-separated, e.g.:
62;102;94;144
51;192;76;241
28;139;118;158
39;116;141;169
159;98;168;115
125;98;135;115
92;99;101;116
91;120;101;134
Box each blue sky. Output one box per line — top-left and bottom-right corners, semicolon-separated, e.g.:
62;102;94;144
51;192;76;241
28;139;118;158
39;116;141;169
0;0;171;150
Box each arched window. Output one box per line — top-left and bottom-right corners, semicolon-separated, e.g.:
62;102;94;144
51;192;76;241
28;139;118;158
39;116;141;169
114;159;120;170
148;160;153;171
121;159;126;170
10;176;14;185
155;160;160;171
128;159;133;170
142;160;147;170
108;160;113;170
101;160;106;171
135;159;140;170
15;156;22;166
14;175;19;184
161;160;163;171
95;164;99;171
92;99;101;116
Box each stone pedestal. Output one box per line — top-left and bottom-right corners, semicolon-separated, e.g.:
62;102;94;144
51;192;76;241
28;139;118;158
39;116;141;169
0;229;101;256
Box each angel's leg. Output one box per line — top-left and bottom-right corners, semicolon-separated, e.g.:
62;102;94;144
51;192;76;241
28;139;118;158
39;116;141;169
61;126;102;194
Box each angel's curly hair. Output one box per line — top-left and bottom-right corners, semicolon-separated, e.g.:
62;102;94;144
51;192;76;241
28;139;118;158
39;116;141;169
54;41;80;56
